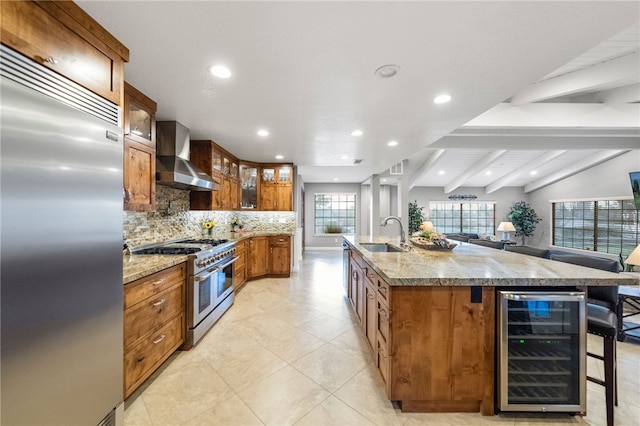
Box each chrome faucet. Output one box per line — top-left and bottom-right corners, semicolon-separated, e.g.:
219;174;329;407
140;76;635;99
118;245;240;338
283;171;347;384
380;216;406;245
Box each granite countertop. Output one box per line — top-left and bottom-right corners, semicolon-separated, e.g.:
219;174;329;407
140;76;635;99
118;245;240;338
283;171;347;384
344;235;640;288
123;231;294;284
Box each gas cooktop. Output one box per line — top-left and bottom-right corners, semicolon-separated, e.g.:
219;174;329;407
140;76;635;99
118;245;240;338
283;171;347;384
132;239;230;255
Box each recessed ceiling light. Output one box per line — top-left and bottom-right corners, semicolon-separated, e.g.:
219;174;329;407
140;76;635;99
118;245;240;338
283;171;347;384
257;129;269;137
434;94;452;104
209;65;231;79
341;155;349;160
485;171;492;176
387;140;398;147
438;170;445;175
382;178;387;183
333;178;339;181
351;129;363;137
275;155;284;160
375;64;400;78
530;170;538;175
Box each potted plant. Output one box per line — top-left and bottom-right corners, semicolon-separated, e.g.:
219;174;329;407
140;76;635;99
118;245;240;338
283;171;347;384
508;201;541;245
409;200;425;235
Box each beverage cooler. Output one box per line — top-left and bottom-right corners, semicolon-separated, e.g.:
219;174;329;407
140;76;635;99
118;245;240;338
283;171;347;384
497;291;586;413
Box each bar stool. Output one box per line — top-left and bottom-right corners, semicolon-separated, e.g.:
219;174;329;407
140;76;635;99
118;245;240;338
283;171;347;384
550;253;618;426
504;245;550;259
468;238;504;249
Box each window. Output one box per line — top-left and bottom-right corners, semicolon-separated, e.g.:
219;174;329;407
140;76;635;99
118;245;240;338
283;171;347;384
553;199;639;257
314;193;356;235
429;202;496;235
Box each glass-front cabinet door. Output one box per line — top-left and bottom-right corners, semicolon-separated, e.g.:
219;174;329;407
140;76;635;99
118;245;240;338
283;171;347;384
240;163;258;209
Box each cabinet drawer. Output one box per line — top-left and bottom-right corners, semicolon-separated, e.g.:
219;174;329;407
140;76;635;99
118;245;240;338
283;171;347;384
124;263;186;309
124;314;184;397
377;299;390;346
377;280;390;304
124;284;184;350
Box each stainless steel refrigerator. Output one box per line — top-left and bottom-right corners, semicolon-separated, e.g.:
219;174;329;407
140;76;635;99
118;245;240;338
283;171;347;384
1;45;124;425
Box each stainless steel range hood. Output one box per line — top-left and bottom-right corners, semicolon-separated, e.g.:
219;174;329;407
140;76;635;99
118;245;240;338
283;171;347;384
156;121;219;191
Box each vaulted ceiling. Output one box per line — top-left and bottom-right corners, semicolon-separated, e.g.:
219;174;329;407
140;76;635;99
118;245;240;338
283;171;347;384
78;1;640;192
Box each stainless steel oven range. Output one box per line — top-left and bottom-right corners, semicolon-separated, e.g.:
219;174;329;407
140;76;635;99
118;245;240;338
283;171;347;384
132;238;238;348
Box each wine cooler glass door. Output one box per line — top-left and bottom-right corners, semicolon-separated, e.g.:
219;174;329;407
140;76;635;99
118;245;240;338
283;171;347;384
498;291;586;413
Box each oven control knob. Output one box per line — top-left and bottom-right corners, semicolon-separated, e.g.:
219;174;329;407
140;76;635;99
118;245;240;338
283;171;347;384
197;261;205;268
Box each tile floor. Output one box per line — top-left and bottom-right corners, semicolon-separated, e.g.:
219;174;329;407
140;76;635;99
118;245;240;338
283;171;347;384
124;250;640;426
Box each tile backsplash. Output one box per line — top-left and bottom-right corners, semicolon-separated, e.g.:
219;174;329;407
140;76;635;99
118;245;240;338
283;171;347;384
124;186;295;248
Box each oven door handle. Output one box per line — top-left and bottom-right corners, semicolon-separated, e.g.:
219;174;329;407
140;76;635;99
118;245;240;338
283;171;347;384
194;267;220;282
218;256;239;269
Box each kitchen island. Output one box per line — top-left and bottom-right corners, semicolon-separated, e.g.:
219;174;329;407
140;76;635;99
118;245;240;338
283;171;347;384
343;236;638;416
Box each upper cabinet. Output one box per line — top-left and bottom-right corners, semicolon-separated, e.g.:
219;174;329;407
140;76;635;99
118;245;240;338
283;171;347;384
239;162;259;209
1;1;129;107
260;164;293;211
190;141;239;211
123;82;157;212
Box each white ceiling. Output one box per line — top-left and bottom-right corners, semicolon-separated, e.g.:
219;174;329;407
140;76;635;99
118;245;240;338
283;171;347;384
77;1;640;192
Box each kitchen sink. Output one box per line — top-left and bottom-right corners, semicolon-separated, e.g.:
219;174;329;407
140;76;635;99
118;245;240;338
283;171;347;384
360;243;404;253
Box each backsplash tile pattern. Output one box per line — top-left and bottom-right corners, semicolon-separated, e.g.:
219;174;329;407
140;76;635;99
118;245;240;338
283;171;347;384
124;186;295;248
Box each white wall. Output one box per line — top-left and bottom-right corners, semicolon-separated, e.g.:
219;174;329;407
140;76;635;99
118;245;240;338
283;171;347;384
527;150;640;248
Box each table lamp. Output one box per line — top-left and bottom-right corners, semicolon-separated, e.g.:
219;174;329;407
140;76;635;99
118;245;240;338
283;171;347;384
626;244;640;271
497;221;516;241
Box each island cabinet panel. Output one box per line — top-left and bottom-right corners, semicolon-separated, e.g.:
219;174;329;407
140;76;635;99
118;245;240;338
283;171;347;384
348;251;364;322
269;236;291;276
234;239;248;291
389;286;495;415
248;236;269;278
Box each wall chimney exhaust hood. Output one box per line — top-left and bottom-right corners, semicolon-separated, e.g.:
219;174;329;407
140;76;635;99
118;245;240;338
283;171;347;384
156;121;219;191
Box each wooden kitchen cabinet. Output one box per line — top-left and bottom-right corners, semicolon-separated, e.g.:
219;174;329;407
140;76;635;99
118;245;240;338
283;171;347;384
260;164;293;211
234;239;248;291
348;251;364;323
269;235;291;277
123;82;157;212
363;270;379;354
239;162;259;209
123;263;186;398
190;140;239;211
248;236;269;278
1;0;129;106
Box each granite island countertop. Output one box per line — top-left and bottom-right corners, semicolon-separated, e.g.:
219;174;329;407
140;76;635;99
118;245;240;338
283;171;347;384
123;231;294;284
344;235;640;288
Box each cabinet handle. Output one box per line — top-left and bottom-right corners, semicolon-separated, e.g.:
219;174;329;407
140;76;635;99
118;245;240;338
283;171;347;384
153;278;165;285
44;56;58;64
378;286;387;294
137;356;145;363
378;308;388;320
368;294;375;299
270;246;273;253
153;334;166;344
123;188;131;203
152;298;165;306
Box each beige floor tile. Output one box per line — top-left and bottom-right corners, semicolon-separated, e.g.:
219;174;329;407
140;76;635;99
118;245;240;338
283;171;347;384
296;312;354;341
237;366;330;426
256;325;326;363
183;394;264;426
141;362;235;426
205;340;288;392
329;328;374;360
404;412;518;425
122;392;153;426
295;395;375;426
292;343;369;392
272;303;326;326
333;364;409;426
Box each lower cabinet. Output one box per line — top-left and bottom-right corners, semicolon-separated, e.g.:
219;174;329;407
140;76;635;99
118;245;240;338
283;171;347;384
234;239;248;291
246;235;291;280
269;235;291;277
123;263;186;398
345;248;495;415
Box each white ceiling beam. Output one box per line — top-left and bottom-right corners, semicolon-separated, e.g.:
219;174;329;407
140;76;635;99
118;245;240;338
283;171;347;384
432;134;640;150
444;150;507;194
510;51;640;105
464;102;640;128
409;149;446;190
524;149;629;193
599;83;640;104
485;150;567;193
